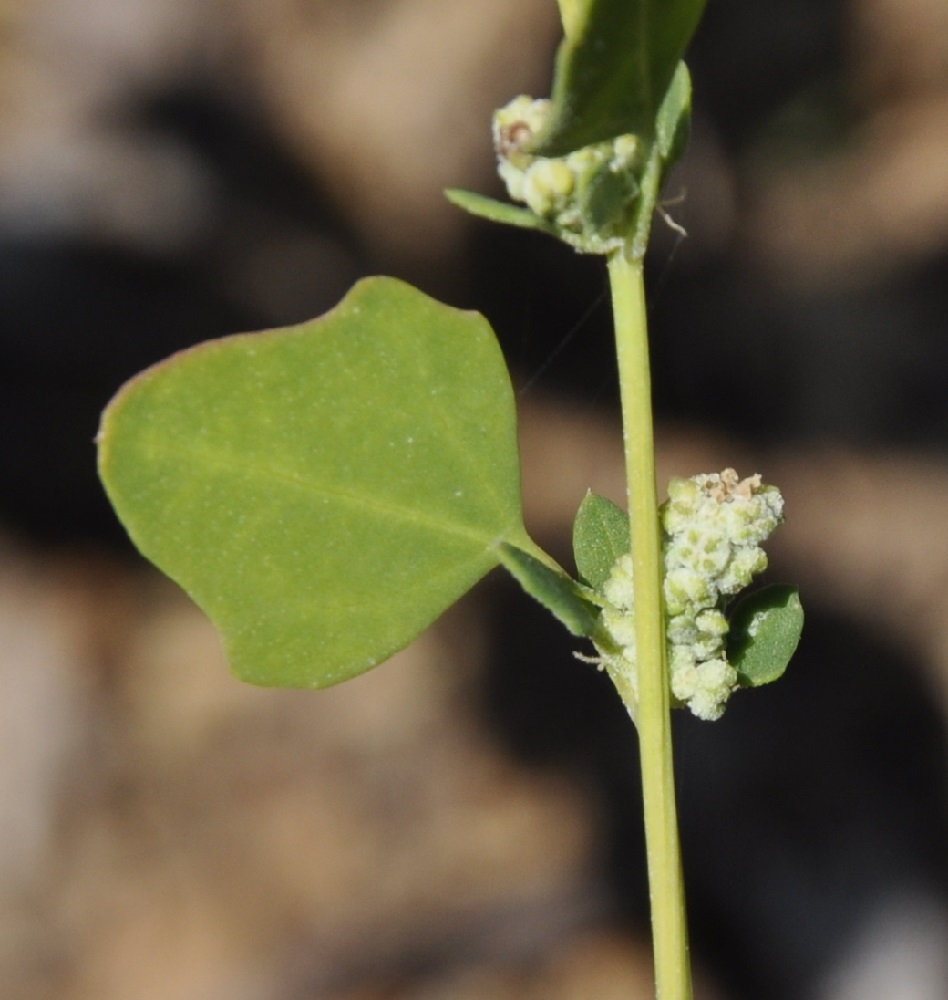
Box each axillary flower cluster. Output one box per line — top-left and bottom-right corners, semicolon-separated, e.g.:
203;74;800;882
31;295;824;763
493;96;641;254
595;470;785;721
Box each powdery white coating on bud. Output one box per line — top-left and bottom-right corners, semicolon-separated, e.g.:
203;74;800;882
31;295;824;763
670;658;738;722
611;134;640;170
747;609;768;638
521;159;575;217
593;469;784;721
602;553;635;609
493;96;551;166
491;96;642;254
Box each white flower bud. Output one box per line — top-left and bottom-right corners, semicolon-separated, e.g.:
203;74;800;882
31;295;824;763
522;159;575;216
592;469;784;721
490;96;643;253
686;659;738;721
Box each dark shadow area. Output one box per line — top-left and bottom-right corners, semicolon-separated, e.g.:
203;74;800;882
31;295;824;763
0;85;363;545
0;239;251;544
482;580;948;1000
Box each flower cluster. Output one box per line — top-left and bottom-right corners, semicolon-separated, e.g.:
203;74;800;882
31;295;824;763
595;470;784;721
492;96;641;254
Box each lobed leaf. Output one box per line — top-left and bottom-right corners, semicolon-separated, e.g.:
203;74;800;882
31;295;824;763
98;277;534;688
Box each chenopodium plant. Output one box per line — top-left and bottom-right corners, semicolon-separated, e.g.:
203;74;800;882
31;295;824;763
97;1;802;997
582;472;791;723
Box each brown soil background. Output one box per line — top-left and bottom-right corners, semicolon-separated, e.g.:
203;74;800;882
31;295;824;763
1;2;947;998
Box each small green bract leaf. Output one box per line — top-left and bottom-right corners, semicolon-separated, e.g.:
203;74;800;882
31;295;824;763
444;188;556;235
572;492;629;589
728;585;804;687
580;169;640;234
655;62;692;164
497;544;599;638
530;0;706;156
98;277;532;688
556;0;589;40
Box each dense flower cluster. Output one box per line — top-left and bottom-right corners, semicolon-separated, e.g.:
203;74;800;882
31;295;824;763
596;470;784;721
492;96;641;254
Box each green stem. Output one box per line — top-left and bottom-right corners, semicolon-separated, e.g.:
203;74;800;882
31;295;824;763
607;249;691;1000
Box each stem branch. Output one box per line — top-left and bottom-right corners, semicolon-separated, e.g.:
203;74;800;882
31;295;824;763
607;249;691;1000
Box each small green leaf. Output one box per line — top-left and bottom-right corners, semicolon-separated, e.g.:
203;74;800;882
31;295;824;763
556;0;590;40
497;543;599;638
728;585;804;687
655;62;692;163
572;492;630;589
580;168;640;233
98;277;533;688
445;188;555;235
530;0;707;157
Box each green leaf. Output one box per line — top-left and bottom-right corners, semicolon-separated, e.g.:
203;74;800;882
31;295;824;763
572;492;630;589
556;0;589;40
655;62;692;164
98;276;533;688
530;0;706;157
445;188;555;235
497;543;599;638
625;61;692;256
728;585;804;687
580;168;641;233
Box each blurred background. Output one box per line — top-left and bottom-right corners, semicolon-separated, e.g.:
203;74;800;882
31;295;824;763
1;0;948;998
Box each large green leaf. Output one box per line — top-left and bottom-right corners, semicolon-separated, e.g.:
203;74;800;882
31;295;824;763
531;0;706;156
98;277;533;688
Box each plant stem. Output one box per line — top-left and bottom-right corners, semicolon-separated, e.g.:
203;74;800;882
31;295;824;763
607;248;692;1000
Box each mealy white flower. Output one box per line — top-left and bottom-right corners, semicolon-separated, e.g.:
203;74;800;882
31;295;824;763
593;469;784;721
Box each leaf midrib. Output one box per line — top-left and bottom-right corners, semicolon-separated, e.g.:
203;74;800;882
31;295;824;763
150;437;519;549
